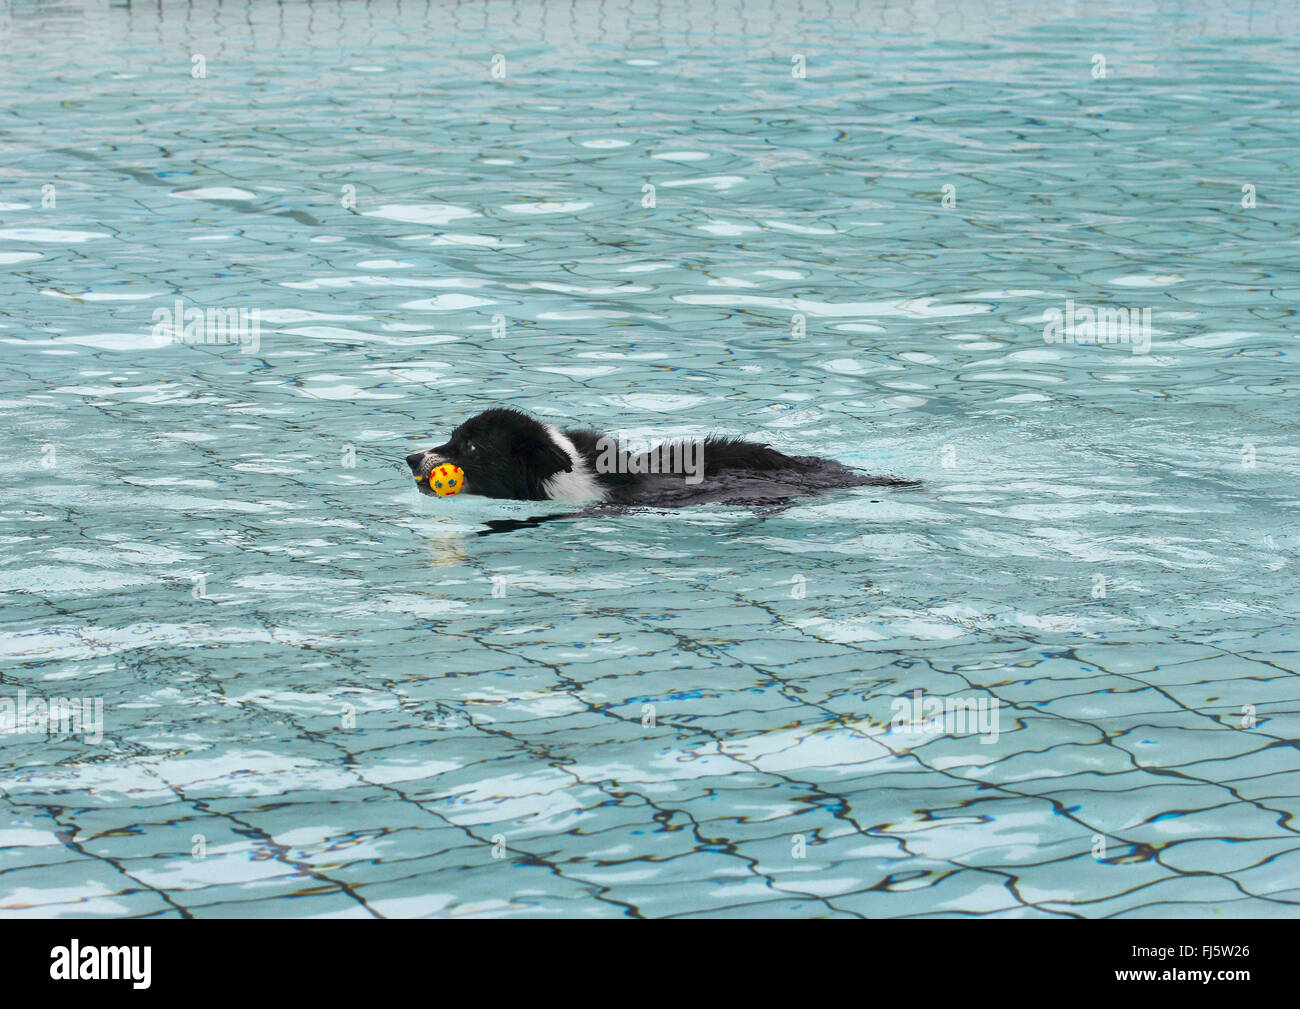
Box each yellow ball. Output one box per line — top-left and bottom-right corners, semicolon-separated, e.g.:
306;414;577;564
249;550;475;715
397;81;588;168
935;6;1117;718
425;462;465;497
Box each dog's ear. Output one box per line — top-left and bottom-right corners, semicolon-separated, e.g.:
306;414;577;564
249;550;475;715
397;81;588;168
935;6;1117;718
514;430;572;477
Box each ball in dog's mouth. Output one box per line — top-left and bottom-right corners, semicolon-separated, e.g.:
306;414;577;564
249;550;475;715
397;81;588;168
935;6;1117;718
417;462;465;497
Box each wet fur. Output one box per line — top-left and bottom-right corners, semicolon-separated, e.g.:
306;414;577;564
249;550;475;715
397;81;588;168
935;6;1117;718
406;408;916;508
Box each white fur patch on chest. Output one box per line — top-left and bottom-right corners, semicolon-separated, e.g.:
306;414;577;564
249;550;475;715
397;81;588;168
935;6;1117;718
540;425;606;501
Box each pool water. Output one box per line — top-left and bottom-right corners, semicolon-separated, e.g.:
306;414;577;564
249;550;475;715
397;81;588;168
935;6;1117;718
2;0;1298;918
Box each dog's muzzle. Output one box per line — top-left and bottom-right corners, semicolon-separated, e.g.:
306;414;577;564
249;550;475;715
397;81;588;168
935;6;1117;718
407;450;448;493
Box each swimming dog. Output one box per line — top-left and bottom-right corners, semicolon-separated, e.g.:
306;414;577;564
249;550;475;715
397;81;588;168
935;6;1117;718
406;408;914;507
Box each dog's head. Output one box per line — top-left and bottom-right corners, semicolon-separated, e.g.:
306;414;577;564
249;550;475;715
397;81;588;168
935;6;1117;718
405;408;573;500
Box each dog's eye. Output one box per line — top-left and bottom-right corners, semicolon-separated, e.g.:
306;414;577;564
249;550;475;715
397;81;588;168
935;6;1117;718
464;442;478;455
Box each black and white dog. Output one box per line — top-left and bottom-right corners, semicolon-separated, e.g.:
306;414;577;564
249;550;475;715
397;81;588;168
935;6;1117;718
406;408;914;508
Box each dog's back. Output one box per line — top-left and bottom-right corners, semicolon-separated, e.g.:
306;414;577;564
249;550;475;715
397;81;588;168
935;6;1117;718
565;429;915;507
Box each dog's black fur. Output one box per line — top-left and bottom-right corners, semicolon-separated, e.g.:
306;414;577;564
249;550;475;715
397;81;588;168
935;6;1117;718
406;408;915;507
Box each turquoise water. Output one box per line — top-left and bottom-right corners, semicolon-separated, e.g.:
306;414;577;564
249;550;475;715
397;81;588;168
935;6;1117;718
2;0;1298;918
